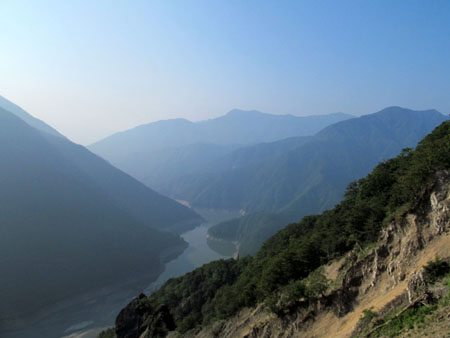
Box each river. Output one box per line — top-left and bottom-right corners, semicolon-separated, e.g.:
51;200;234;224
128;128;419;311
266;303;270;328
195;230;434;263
59;209;238;338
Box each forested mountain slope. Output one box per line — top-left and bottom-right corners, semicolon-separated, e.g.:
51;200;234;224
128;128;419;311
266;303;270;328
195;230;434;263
202;107;449;255
174;107;448;212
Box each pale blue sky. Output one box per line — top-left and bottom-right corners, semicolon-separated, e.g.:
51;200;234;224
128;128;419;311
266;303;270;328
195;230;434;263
1;0;449;144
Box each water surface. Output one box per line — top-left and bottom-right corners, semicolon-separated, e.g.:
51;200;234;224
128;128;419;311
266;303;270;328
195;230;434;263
146;222;231;294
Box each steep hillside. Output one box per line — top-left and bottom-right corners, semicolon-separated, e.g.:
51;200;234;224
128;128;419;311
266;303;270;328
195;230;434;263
88;109;353;170
106;120;450;338
0;96;203;233
0;107;197;335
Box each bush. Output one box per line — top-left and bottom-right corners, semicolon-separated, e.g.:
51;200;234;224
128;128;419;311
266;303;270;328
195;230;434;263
304;267;329;298
424;257;450;283
361;307;378;326
375;304;436;337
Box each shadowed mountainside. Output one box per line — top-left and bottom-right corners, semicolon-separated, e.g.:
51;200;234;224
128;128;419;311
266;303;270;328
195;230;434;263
0;103;202;336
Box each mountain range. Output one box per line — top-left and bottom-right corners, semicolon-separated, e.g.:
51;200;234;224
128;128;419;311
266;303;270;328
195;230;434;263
170;107;449;212
3;95;448;337
88;109;353;191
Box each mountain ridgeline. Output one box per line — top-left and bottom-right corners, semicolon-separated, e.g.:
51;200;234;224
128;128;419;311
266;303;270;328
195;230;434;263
0;99;203;336
0;95;64;138
88;110;353;191
109;119;450;338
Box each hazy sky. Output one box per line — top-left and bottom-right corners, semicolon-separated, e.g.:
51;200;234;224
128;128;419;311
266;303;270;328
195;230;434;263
1;0;449;145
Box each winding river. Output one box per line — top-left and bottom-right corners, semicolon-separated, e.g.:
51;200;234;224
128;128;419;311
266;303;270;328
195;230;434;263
145;220;232;294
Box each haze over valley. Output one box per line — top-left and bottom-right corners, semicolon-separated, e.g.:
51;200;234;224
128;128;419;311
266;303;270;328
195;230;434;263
1;1;450;338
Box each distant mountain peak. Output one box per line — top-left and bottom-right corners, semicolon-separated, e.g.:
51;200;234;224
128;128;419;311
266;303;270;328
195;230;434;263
377;106;442;115
330;111;353;117
141;117;193;127
226;109;265;116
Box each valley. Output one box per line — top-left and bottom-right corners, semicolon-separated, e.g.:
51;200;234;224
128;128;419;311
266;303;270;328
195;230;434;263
92;107;448;258
1;95;449;338
2;4;449;337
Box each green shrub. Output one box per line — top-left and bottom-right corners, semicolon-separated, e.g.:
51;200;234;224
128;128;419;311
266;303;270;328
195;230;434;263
362;308;377;322
304;267;329;298
424;257;450;283
375;304;436;337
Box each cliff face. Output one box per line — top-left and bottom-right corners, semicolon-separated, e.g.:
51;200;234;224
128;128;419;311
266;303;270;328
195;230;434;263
113;171;450;338
177;171;450;338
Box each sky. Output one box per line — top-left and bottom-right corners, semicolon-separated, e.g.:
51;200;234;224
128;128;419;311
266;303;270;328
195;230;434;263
1;0;449;145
